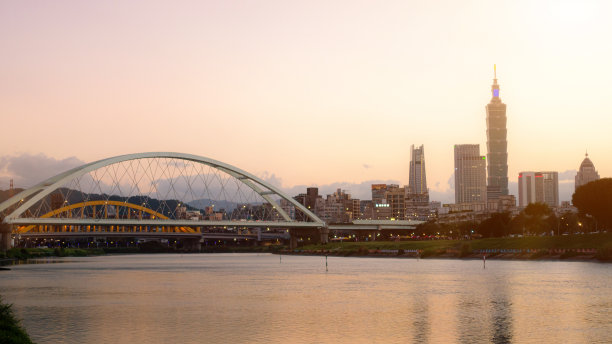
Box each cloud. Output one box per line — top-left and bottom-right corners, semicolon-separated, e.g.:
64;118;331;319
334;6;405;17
0;153;85;189
559;182;575;203
1;155;575;205
447;173;455;190
429;189;454;204
259;171;284;189
274;180;401;201
558;169;577;181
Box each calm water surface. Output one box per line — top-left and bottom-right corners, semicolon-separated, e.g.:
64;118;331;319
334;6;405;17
1;254;610;343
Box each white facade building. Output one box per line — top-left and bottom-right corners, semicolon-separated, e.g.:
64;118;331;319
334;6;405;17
575;153;600;190
518;171;559;208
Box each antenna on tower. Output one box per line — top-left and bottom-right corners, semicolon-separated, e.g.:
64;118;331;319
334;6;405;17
494;64;497;79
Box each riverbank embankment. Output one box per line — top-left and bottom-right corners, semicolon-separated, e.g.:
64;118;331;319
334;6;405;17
2;233;610;263
285;233;612;262
0;245;283;265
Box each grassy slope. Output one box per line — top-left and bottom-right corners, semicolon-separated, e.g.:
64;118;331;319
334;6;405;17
1;248;105;260
299;233;612;252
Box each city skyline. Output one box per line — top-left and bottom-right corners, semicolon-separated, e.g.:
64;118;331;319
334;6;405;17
1;1;611;204
1;2;610;344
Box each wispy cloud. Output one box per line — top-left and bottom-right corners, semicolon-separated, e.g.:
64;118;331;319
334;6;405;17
0;153;84;189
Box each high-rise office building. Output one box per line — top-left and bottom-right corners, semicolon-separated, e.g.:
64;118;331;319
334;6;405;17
518;171;559;207
486;65;509;198
386;186;406;220
575;153;600;190
371;184;388;204
454;144;487;204
408;144;429;203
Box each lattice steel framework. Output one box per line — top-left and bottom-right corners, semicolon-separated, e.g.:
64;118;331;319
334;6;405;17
0;152;324;233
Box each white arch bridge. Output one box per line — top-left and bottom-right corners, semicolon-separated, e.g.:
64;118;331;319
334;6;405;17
0;152;421;250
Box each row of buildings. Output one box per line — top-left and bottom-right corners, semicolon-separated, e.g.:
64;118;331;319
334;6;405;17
453;148;600;209
286;144;440;223
453;67;601;211
288;67;602;223
286;148;600;224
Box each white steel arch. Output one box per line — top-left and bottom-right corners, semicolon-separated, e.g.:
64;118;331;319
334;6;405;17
0;152;324;226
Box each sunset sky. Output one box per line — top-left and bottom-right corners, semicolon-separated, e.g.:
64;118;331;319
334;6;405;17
1;0;611;203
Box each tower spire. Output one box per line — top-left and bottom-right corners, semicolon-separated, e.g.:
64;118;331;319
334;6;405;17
491;65;500;98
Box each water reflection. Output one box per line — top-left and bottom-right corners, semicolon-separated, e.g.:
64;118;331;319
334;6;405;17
0;255;610;344
411;292;430;343
457;297;487;343
490;298;513;344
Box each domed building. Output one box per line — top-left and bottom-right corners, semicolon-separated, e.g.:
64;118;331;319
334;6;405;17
575;153;600;190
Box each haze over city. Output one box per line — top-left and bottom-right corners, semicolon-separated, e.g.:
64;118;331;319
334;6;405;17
2;0;611;203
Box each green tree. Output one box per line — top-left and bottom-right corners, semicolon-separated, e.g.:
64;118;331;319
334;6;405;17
416;221;440;236
457;220;478;238
558;211;579;234
572;178;612;230
522;202;553;235
509;213;526;236
478;212;512;238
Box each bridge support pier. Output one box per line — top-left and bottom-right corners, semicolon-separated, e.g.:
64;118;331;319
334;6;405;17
289;227;329;249
0;231;11;251
0;222;11;251
319;227;329;245
183;237;201;252
289;230;298;249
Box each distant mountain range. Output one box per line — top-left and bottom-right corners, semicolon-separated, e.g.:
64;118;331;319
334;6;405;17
187;199;241;212
1;188;197;218
1;188;266;216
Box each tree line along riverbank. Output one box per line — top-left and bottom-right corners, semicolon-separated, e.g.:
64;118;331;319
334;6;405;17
286;232;612;262
0;244;281;263
1;233;610;262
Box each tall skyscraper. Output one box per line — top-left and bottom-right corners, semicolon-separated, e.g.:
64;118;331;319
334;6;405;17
486;65;509;198
408;144;429;203
575;153;600;190
454;144;487;204
518;171;559;207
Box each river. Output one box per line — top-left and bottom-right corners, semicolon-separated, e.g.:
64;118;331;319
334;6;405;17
1;254;610;343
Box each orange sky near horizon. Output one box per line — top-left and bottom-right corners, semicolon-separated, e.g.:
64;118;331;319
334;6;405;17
1;0;611;201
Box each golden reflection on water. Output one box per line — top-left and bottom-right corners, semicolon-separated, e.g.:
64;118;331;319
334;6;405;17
0;254;610;344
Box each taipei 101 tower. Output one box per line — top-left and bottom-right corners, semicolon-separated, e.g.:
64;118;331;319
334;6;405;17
485;65;509;198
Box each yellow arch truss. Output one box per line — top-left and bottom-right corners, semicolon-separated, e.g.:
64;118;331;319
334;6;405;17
17;200;197;234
